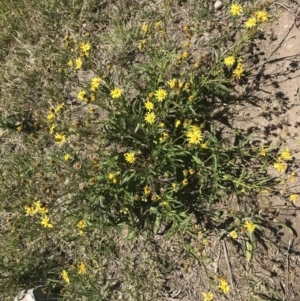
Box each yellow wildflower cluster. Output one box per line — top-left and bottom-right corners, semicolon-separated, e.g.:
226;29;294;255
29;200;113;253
25;201;53;228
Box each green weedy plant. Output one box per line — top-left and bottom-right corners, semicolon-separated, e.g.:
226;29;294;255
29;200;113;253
2;0;297;300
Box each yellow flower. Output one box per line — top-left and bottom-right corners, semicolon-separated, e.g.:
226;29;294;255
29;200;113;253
77;262;87;274
230;230;238;239
182;179;188;186
49;124;55;135
245;17;257;28
41;215;53;228
64;154;71;161
154;88;167;102
141;23;148;33
110;88;122;99
75;58;82;70
144;112;156;124
61;270;70;284
77;90;86;100
280;148;292;161
80;42;91;56
224;56;235;66
244;220;256;233
259;147;267;156
124;152;136;164
230;4;243;16
186;125;203;145
182;51;189;58
274;162;287;173
47;112;55;121
175;120;181;128
256;11;268;22
54;133;66;145
233;63;244;79
290;194;299;202
40;206;48;214
144;185;151;196
189;168;195;175
90;77;101;91
202;291;214;301
67;59;73;67
167;78;176;89
77;220;86;229
218;279;230;294
108;173;115;180
145;100;154;111
25;205;34;216
32;201;42;214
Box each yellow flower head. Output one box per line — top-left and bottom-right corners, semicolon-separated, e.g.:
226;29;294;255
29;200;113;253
280;148;292;161
77;90;86;100
290;194;299;202
167;78;176;89
230;230;238;239
175;120;181;128
110;88;122;99
25;205;34;216
245;17;257;28
80;42;91;56
218;279;230;294
144;185;151;196
144;112;156;124
64;154;71;161
186;125;203;145
230;4;243;16
49;124;55;135
41;215;53;228
124;152;136;164
47;112;55;121
259;147;267;156
202;291;214;301
256;11;268;22
154;88;167;102
244;220;256;233
77;262;87;274
67;59;73;67
274;162;287;173
233;63;244;79
90;77;101;91
145;100;154;111
54;133;66;145
61;270;70;283
224;56;235;67
77;220;86;229
141;23;148;33
75;58;82;70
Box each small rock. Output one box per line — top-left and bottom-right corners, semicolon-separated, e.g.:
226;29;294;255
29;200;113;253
214;0;223;10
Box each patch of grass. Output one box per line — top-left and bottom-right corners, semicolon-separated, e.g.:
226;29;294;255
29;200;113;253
1;1;299;300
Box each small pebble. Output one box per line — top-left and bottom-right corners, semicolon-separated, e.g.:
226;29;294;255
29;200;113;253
214;0;223;10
